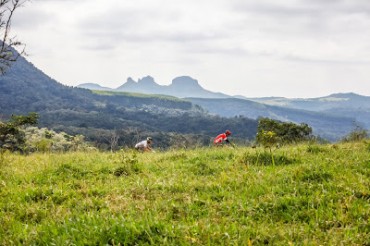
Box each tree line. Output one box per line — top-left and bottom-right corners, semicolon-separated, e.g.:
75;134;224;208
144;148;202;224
1;113;326;153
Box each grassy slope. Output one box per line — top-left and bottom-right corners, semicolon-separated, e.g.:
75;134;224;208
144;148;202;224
92;90;185;102
0;142;369;245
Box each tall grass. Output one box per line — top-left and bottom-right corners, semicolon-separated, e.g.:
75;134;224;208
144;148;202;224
0;141;369;245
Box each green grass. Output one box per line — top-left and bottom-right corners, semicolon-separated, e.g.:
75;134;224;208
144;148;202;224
92;90;185;102
0;141;369;245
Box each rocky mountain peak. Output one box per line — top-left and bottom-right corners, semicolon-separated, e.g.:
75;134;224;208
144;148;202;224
171;76;201;89
138;76;157;86
126;77;136;84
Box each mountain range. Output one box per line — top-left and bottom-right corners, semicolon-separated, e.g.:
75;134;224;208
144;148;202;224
78;76;229;99
78;77;370;141
0;50;369;146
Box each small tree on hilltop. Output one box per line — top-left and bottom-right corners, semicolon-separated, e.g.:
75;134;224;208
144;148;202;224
256;118;313;166
256;130;279;153
257;118;312;144
256;130;279;166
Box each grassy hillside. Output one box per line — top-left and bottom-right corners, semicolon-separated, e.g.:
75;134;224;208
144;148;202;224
1;141;369;245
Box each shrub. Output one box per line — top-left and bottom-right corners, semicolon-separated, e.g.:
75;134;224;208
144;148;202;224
0;113;38;152
25;127;91;152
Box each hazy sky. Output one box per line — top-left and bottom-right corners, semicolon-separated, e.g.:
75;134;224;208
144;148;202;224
12;0;370;98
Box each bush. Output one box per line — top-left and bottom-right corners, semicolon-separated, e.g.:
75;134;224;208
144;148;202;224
24;127;92;152
0;113;38;152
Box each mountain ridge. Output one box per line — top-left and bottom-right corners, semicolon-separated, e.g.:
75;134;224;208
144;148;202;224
79;76;231;99
78;79;370;105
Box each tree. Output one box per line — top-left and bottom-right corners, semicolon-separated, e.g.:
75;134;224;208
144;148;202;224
0;112;38;151
256;130;279;166
107;129;120;152
256;118;312;145
0;0;28;74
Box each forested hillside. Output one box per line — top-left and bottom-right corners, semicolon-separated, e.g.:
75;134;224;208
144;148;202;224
0;55;257;149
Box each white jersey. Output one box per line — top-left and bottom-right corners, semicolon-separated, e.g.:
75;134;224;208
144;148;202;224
135;140;148;149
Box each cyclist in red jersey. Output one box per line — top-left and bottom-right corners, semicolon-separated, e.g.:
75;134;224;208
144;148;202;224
213;130;232;145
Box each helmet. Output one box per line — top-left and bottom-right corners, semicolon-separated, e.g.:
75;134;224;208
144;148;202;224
225;130;231;136
147;137;153;141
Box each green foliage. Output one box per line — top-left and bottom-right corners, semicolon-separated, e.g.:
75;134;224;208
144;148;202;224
0;112;38;152
255;130;280;165
93;90;187;102
9;112;39;126
0;142;369;244
257;118;313;146
256;130;279;149
24;127;93;152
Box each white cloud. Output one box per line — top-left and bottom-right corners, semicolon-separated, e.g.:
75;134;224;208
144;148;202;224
9;0;370;97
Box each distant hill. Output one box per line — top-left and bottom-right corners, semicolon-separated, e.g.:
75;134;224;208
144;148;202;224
0;55;96;116
77;83;113;91
248;93;370;111
78;76;230;99
249;93;370;129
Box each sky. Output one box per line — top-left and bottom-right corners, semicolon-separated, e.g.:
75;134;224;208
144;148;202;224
11;0;370;98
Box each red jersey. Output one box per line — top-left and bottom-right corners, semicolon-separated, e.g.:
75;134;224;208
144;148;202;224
214;133;228;144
